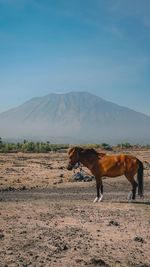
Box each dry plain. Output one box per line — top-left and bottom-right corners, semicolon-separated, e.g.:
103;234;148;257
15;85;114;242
0;149;150;267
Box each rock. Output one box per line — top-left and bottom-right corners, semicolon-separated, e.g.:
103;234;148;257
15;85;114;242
0;232;5;239
72;171;94;182
87;257;111;266
58;166;64;170
20;186;26;191
134;236;144;243
108;220;119;226
62;244;68;251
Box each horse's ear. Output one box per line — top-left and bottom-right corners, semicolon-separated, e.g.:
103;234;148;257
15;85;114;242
98;152;106;158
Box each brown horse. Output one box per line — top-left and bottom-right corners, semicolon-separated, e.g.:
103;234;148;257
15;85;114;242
67;146;144;202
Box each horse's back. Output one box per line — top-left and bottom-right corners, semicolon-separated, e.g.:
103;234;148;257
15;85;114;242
99;153;138;177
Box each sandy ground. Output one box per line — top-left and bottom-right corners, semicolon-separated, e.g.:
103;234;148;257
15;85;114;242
0;149;150;267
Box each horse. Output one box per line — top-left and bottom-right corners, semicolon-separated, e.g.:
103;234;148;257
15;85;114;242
67;146;144;203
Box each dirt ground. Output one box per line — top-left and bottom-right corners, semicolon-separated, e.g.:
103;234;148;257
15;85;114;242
0;149;150;267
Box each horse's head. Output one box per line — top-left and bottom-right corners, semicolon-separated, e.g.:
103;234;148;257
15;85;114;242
67;146;82;170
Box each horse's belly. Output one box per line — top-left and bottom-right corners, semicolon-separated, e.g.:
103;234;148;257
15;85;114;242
105;172;123;177
103;166;124;177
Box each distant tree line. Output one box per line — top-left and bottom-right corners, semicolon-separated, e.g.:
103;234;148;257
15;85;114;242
0;137;150;153
0;138;69;153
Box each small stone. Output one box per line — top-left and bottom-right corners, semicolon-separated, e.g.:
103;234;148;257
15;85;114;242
134;236;144;243
108;220;119;226
0;233;4;239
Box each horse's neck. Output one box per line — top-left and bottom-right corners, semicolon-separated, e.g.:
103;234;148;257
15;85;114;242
79;155;95;170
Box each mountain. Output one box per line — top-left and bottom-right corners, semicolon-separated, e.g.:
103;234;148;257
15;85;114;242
0;91;150;144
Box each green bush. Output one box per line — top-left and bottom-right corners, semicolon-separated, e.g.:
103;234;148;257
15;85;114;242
0;139;69;153
118;142;132;149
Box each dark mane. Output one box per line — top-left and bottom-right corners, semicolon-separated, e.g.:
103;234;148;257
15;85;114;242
68;146;105;158
82;148;99;157
82;148;106;158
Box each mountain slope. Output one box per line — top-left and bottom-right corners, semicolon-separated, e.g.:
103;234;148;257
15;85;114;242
0;92;150;144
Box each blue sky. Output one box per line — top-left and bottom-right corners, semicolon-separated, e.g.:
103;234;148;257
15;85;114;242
0;0;150;115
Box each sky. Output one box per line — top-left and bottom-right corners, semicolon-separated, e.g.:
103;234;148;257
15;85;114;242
0;0;150;115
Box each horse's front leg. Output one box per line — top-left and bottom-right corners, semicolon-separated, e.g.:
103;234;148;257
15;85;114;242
99;180;103;202
93;178;103;203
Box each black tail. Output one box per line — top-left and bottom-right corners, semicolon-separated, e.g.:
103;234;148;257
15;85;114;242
137;160;144;197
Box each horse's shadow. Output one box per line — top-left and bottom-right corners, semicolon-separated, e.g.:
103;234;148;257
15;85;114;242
118;200;150;205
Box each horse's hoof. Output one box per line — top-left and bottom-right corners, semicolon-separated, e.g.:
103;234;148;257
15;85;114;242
93;197;99;203
127;191;133;202
98;195;103;202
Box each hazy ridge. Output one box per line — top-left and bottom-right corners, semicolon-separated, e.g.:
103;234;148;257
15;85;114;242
0;92;150;144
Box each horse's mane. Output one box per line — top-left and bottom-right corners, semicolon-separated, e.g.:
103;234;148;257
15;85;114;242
82;148;99;157
68;146;106;158
83;148;106;158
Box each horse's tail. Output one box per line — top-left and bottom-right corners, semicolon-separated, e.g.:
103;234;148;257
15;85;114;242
137;160;144;197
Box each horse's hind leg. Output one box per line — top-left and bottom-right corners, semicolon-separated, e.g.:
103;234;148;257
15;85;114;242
132;180;138;200
125;174;138;202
